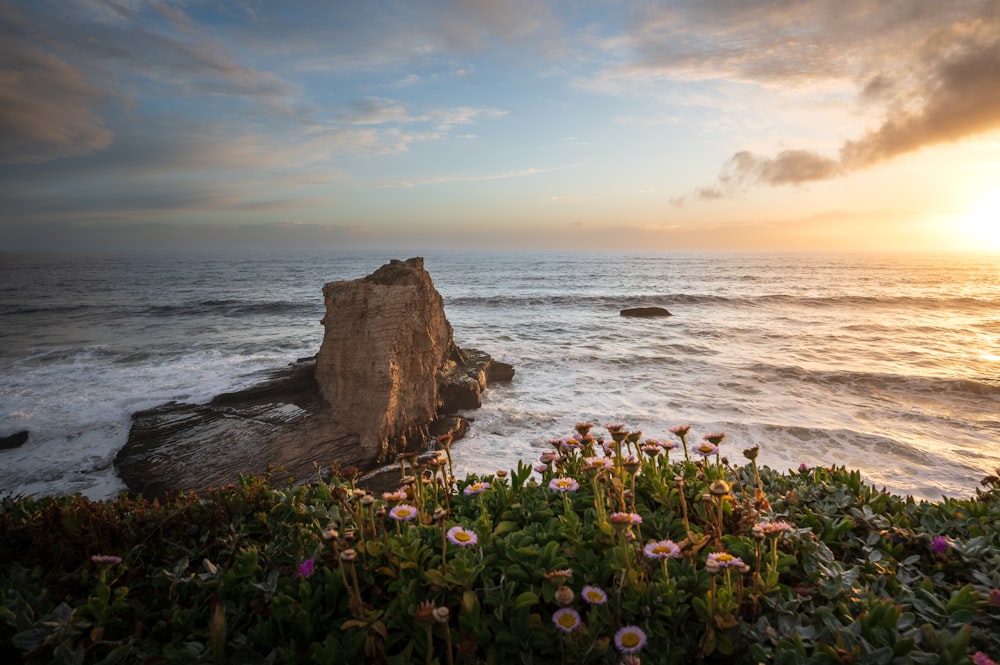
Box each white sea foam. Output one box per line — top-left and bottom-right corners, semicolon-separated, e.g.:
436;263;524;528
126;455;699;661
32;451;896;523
2;250;999;501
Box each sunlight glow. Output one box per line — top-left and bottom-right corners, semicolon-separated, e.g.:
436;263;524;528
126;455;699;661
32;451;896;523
960;190;1000;250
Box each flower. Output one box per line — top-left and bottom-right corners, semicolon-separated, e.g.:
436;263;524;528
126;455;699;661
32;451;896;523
614;625;647;654
693;442;719;457
533;464;548;473
584;456;614;471
989;588;1000;608
703;432;726;445
581;585;608;605
706;551;744;570
463;481;489;496
756;520;793;537
798;463;810;473
543;568;574;583
669;424;691;437
446;526;478;547
90;554;122;565
415;600;436;623
381;489;407;501
640;444;661;456
549;477;580;493
643;540;681;560
552;608;582;633
298;558;315;578
930;535;949;554
973;652;997;665
389;504;418;521
554;586;575;606
540;451;560;464
605;423;626;434
610;512;643;526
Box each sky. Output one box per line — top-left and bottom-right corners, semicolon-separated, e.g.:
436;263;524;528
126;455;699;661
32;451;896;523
1;0;999;252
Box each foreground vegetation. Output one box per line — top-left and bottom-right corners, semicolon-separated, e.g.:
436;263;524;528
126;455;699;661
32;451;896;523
2;424;999;664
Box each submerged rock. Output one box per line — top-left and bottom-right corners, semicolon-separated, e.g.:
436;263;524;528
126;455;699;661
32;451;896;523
0;430;29;450
115;258;513;499
620;306;672;318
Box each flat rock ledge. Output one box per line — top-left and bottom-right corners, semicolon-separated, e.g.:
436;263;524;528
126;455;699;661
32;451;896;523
114;258;513;500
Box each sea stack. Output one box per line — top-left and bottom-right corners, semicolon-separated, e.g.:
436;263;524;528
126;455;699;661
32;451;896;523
115;257;512;499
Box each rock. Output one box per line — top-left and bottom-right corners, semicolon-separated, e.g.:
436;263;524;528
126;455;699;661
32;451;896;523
115;258;512;500
620;306;672;318
0;430;29;450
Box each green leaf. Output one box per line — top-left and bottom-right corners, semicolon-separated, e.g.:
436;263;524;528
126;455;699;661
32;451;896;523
512;591;538;612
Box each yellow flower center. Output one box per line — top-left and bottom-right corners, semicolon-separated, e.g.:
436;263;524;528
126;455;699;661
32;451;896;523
620;632;640;648
716;553;734;563
557;614;578;629
454;531;472;542
653;545;671;554
397;508;412;517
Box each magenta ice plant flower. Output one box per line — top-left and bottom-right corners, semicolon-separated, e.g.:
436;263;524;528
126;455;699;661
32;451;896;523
552;608;583;633
930;535;949;554
298;558;315;578
614;625;648;654
581;585;608;605
973;652;997;665
446;526;478;547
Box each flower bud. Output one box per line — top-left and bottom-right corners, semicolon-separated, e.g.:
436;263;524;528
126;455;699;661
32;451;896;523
554;586;575;607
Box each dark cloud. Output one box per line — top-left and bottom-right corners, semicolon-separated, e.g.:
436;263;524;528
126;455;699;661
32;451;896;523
676;1;1000;196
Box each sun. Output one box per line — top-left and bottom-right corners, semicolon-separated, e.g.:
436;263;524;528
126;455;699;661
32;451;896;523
959;190;1000;250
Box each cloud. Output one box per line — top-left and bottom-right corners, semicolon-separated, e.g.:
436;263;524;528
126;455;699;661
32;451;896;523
339;97;411;125
0;6;112;163
376;162;581;188
657;0;1000;196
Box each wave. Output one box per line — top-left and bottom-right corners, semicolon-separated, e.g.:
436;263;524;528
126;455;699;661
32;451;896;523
741;362;1000;398
141;299;317;318
446;293;998;311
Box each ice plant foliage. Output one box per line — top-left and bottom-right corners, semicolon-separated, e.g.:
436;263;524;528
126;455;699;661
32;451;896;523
3;425;1000;664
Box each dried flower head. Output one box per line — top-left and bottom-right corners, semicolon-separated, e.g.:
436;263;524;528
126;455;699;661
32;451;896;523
340;549;357;562
415;600;436;623
432;606;450;624
709;479;731;496
543;568;574;584
382;489;407;502
554;585;575;607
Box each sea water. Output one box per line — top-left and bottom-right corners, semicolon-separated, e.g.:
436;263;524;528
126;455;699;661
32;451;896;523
1;250;998;502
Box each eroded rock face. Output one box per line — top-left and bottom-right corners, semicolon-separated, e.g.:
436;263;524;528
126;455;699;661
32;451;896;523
620;306;672;318
115;258;513;499
316;258;457;465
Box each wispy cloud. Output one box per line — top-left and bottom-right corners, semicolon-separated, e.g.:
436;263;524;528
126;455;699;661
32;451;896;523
376;162;582;188
618;0;1000;198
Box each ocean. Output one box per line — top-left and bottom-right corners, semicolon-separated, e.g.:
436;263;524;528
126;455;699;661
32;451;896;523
1;250;998;503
